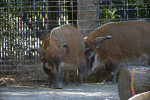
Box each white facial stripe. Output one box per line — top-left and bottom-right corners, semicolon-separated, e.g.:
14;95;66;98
60;61;75;71
92;54;99;72
91;54;105;73
60;61;66;68
89;52;94;59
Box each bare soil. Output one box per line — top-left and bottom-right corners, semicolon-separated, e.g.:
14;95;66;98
0;83;120;100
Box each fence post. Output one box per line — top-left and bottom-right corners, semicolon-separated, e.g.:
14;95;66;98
48;0;59;32
77;0;99;37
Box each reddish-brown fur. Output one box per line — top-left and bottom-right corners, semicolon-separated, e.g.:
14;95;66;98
36;25;88;88
85;20;150;83
42;25;85;65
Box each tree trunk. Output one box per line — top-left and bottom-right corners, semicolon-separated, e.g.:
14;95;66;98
48;0;77;31
118;66;150;100
77;0;99;37
66;0;77;27
48;0;59;31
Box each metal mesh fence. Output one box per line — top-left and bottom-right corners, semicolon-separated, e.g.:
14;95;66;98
98;0;150;24
0;0;150;86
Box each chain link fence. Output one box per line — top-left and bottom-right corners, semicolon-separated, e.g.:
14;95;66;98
0;0;150;86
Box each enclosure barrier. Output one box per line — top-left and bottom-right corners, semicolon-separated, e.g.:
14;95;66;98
0;0;150;86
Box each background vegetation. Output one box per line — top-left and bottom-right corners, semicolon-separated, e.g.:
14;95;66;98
0;0;150;83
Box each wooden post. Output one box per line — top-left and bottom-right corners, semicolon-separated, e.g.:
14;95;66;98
118;66;150;100
77;0;99;37
48;0;59;31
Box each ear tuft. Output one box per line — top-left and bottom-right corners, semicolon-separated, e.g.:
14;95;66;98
95;35;112;49
62;43;70;54
30;48;45;60
62;43;68;48
105;35;112;39
36;48;45;59
84;36;88;40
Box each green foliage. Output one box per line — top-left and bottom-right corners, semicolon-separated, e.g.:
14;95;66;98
0;0;150;63
99;4;122;25
99;0;150;25
0;0;47;62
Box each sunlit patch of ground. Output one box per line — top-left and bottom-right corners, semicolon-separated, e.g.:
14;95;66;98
0;83;120;100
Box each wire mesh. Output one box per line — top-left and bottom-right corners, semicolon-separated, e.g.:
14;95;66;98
0;0;150;86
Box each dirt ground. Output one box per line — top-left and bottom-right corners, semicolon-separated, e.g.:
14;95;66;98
0;83;120;100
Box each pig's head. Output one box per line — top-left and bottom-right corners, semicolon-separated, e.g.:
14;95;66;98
84;35;112;74
31;43;70;89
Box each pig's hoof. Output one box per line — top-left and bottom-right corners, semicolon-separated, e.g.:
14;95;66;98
76;83;82;86
107;81;113;84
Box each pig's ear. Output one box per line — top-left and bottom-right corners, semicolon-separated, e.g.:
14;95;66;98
84;36;88;41
31;48;45;59
62;43;70;54
37;48;45;59
94;35;112;49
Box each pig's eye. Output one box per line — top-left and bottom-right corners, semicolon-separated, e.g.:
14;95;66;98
48;60;54;67
85;58;90;64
